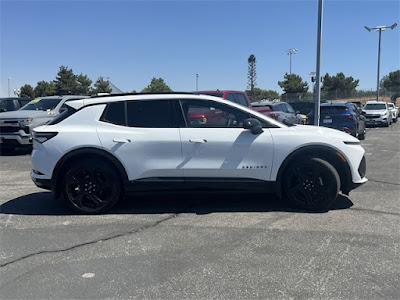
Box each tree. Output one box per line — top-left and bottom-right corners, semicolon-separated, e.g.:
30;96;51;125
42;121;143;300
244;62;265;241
20;84;35;98
278;73;309;100
141;77;172;93
54;66;78;95
76;74;93;95
245;88;280;102
93;76;112;94
380;70;400;92
34;81;56;97
321;72;359;99
247;54;257;101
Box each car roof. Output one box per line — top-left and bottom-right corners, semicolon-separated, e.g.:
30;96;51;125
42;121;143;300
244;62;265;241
365;100;385;104
195;90;245;94
321;102;349;107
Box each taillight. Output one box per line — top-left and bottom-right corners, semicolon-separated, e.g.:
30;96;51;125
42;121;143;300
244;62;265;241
345;114;353;120
270;113;279;120
32;132;58;143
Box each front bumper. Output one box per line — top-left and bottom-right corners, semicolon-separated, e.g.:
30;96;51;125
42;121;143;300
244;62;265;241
0;133;32;145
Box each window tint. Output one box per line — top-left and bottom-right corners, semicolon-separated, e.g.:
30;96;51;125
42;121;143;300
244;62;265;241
320;106;348;114
180;100;250;128
234;93;249;107
285;103;296;113
21;98;62;111
127;100;174;128
225;93;236;103
102;102;126;126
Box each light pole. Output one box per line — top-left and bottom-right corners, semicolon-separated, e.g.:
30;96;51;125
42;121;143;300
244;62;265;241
364;23;397;101
8;77;12;97
286;48;297;74
196;73;199;91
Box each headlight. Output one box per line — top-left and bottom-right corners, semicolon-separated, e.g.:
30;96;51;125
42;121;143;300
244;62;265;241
20;117;33;125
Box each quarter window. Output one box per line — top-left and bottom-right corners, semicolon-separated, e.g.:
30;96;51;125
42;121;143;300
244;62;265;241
102;102;125;126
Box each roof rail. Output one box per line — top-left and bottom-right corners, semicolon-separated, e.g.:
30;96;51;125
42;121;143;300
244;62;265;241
90;92;197;98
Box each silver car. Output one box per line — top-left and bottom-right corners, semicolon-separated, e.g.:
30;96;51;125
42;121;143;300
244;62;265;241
387;103;398;123
252;101;302;125
362;101;392;127
0;95;88;150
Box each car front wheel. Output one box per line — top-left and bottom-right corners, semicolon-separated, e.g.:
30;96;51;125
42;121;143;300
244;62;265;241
283;157;340;211
62;159;121;214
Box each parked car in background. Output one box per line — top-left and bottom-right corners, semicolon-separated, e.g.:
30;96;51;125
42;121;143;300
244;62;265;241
31;93;367;214
252;101;302;125
194;90;271;116
310;102;366;140
0;97;32;112
387;102;398;123
362;101;392;127
0;95;88;150
349;101;363;112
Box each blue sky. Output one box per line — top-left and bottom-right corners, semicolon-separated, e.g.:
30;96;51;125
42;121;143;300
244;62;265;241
1;0;399;97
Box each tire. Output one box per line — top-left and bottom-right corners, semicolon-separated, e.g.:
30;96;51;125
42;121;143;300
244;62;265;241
62;159;121;214
357;122;366;140
283;157;340;211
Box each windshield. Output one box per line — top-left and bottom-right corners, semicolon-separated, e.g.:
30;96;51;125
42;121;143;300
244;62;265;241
321;106;348;114
364;103;386;110
21;98;62;111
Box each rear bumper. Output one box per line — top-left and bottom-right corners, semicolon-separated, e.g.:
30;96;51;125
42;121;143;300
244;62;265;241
31;172;52;190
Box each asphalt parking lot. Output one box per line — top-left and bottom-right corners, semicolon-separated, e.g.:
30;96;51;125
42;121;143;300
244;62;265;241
1;123;399;299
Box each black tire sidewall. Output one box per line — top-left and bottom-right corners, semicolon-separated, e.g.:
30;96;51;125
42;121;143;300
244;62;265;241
283;157;340;211
62;159;121;214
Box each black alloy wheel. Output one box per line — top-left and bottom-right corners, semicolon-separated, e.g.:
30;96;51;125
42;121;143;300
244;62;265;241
283;157;340;211
62;159;121;214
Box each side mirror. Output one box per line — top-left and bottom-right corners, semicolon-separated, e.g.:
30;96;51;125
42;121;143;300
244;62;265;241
243;118;263;135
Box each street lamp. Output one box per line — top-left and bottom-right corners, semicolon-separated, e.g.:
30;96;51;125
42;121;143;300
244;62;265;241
286;48;297;74
364;23;397;101
196;73;199;91
8;77;12;97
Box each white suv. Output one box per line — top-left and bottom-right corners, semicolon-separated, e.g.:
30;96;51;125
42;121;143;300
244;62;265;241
31;93;367;214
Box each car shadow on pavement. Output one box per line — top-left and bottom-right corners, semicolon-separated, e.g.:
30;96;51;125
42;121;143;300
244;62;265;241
0;147;32;156
0;191;353;216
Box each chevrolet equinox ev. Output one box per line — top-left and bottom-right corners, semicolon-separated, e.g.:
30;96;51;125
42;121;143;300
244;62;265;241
31;93;367;214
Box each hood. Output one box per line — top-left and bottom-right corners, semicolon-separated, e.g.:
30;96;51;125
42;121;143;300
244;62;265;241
0;110;52;119
278;124;359;143
362;109;387;114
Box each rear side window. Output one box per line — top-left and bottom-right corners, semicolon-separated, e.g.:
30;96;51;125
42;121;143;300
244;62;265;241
127;100;174;128
102;102;126;126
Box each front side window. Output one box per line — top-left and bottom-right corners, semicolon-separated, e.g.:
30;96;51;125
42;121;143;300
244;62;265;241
180;100;250;128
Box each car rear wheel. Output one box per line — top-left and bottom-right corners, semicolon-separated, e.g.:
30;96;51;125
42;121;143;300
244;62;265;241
283;157;340;211
62;159;121;214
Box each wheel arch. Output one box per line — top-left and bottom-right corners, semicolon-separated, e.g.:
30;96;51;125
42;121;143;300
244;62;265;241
275;145;353;197
52;147;129;199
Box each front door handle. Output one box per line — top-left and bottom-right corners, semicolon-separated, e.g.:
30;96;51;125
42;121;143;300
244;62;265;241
189;139;207;143
113;138;131;143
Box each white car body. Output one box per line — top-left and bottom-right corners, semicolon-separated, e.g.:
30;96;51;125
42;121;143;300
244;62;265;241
362;101;392;126
31;93;367;213
387;103;398;122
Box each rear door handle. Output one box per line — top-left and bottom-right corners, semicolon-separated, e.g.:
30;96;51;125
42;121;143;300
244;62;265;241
189;139;207;143
113;138;131;143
